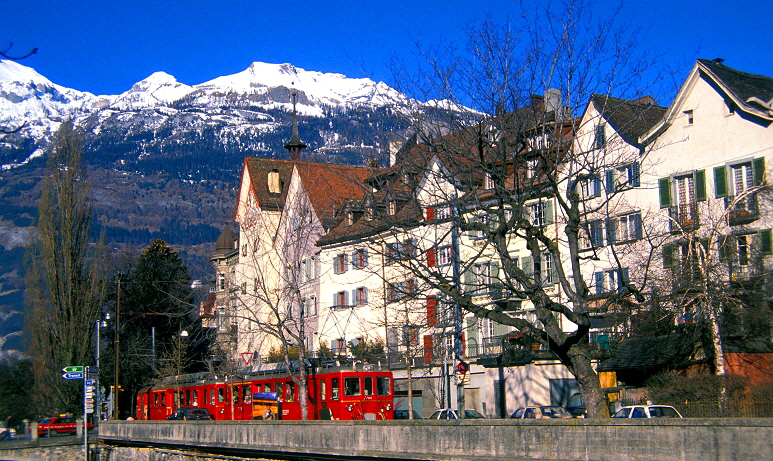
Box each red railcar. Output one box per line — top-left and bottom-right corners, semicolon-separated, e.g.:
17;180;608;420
136;362;394;421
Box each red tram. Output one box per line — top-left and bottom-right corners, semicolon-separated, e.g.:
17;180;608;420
136;362;394;421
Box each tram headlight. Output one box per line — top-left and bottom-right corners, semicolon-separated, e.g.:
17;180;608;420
386;404;392;411
347;404;353;412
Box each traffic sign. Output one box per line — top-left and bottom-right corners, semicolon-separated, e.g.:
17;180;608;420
63;366;84;373
85;386;94;392
85;406;94;414
63;372;84;379
85;379;94;386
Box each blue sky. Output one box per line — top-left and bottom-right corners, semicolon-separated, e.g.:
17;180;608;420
4;0;772;102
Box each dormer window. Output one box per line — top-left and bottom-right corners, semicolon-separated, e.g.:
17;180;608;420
268;169;281;194
388;200;396;216
485;174;495;190
594;124;606;149
346;211;354;226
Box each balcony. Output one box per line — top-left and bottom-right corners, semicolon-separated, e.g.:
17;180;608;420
726;193;759;226
669;203;700;233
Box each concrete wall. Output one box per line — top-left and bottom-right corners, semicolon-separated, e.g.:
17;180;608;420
100;419;773;461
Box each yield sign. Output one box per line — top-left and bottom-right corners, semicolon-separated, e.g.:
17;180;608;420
241;352;253;365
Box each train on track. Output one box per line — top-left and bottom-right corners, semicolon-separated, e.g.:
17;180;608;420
135;361;395;421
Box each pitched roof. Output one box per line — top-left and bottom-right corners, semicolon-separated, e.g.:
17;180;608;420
213;225;238;256
590;94;667;146
698;58;773;111
241;157;382;225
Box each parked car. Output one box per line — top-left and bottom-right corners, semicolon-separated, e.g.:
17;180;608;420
394;409;423;420
510;406;572;419
612;405;682;418
565;393;586;417
0;428;16;440
427;409;485;420
37;416;94;437
167;407;215;420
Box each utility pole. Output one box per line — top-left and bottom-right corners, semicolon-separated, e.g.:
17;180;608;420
451;194;466;416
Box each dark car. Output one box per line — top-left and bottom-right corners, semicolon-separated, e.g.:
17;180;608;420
167;408;214;420
37;417;95;436
565;393;586;417
510;406;572;419
394;409;423;420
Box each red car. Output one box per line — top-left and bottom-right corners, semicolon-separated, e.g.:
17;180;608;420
37;416;94;437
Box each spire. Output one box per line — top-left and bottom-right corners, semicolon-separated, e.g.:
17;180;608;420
284;90;307;160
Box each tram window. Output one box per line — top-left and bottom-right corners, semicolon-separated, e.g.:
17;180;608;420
218;387;225;403
321;381;327;400
376;376;391;396
255;384;262;393
344;377;361;396
193;390;199;406
286;382;294;402
364;377;373;396
232;385;239;404
331;378;339;400
243;385;251;403
276;382;283;401
209;389;214;405
265;383;271;393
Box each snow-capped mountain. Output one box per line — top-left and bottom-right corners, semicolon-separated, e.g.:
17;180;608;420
0;59;420;171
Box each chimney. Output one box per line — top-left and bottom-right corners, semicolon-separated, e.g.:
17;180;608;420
545;89;562;114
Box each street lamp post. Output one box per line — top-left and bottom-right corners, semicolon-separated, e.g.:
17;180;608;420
113;279;120;420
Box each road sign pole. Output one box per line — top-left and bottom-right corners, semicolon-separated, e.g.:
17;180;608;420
83;366;88;461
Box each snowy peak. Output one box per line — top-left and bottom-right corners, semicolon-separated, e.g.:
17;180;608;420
111;71;193;110
0;60;53;85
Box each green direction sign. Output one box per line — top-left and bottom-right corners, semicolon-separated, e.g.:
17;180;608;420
62;366;84;373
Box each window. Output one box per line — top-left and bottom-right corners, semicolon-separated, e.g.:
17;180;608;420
302;296;317;317
333;254;348;274
684;110;694;125
582;220;604;248
404;326;419;346
608;212;643;244
594;268;629;294
387;279;417;303
427;245;452;267
581;175;602;198
388;200;396;216
485;174;495;190
218;272;225;291
352;287;368;306
376;376;391;396
714;158;765;199
522;253;556;286
435;205;451;220
344;377;361;396
463;261;501;295
526;157;539;179
660;171;706;229
594;124;606;149
386;240;415;263
528;200;553;227
333;291;349;309
605;162;640;193
352;248;368;269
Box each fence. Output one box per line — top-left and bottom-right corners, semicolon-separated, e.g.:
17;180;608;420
672;399;773;418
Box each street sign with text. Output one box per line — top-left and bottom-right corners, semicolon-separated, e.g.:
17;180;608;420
62;372;84;379
62;366;84;373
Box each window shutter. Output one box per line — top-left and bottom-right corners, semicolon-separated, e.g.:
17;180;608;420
658;177;672;208
423;335;434;364
617;268;629;289
494;322;509;337
426;206;435;221
605;170;615;194
549;254;558;285
426;295;437;327
631;162;641;187
593;175;602;197
352;289;358;306
344;291;350;308
606;218;617;245
521;256;533;284
694;169;707;201
343;254;349;272
759;229;773;255
333;256;339;274
714;165;728;198
333;293;339;309
753;157;766;186
427;248;436;267
467;317;478;354
719;235;734;260
362;287;368;304
594;272;604;294
543;200;554;225
663;244;675;268
351;251;358;269
634;213;643;240
363;249;368;267
491;261;501;297
462;269;474;293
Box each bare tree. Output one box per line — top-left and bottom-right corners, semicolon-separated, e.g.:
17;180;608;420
25;120;107;415
363;2;669;417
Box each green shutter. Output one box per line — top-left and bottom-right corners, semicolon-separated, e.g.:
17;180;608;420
719;235;735;261
694;170;707;202
663;244;675;268
714;165;728;198
521;256;533;279
543;200;554;225
760;229;773;255
658;177;672;208
753;157;766;186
